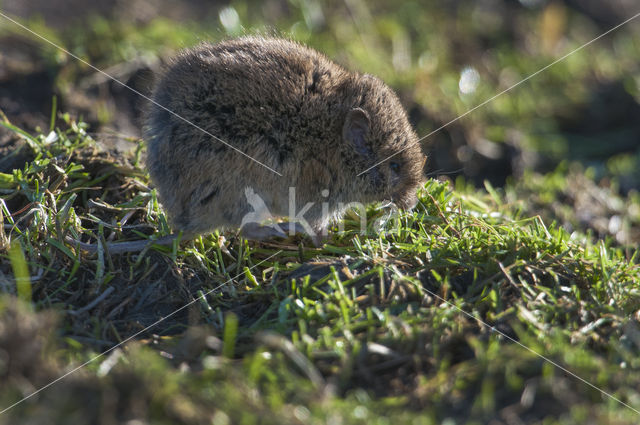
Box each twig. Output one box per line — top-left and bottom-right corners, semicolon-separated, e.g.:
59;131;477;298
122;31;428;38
69;286;115;315
65;234;177;254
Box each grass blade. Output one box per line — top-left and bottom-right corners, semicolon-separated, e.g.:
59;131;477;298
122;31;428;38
9;241;32;304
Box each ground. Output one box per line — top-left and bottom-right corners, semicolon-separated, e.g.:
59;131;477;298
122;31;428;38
0;1;640;424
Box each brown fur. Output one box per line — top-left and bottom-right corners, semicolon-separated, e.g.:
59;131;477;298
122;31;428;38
144;36;426;238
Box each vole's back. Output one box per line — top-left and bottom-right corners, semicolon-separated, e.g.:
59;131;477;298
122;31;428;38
146;37;349;173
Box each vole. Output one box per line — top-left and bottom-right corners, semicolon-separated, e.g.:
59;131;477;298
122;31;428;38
75;37;425;252
144;36;425;243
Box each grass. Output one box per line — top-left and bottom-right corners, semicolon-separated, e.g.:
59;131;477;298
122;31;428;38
0;116;639;424
1;2;640;423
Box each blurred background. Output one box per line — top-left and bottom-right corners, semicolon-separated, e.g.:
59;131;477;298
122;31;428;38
1;0;639;189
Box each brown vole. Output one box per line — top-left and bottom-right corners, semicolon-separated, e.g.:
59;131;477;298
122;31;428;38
143;36;425;242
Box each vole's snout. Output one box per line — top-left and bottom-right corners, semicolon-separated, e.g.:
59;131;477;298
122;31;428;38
405;194;419;210
391;191;418;211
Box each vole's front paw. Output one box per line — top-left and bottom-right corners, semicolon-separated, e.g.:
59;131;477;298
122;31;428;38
240;222;287;241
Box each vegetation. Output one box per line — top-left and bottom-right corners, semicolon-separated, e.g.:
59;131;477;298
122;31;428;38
0;1;639;424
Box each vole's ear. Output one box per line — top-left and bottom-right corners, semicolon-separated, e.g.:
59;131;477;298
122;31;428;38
343;108;371;157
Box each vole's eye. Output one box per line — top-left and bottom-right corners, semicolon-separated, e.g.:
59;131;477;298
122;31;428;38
389;161;401;173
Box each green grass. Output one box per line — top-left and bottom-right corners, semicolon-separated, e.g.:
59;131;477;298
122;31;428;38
0;117;639;424
1;2;640;423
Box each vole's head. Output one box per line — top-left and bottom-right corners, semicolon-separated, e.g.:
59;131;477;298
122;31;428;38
342;75;426;209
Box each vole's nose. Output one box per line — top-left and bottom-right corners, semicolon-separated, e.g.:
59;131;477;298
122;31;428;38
391;192;418;211
404;195;418;210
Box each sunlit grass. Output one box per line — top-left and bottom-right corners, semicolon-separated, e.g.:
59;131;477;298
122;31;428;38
0;116;638;423
1;2;640;422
